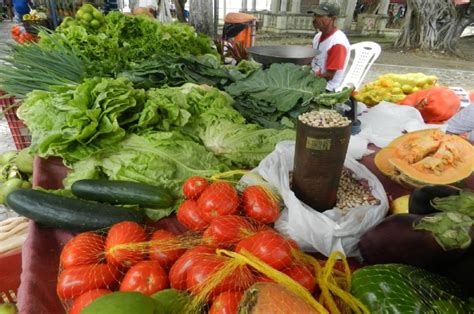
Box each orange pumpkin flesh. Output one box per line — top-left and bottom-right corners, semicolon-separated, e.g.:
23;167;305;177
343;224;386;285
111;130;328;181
374;129;474;188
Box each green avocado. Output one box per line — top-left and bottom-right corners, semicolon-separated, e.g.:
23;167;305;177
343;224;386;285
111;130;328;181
152;289;192;314
82;292;157;314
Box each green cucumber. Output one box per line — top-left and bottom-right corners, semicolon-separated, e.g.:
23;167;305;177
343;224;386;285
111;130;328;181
71;179;175;208
6;189;146;232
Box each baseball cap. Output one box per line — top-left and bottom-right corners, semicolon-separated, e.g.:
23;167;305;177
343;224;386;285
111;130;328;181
308;2;340;17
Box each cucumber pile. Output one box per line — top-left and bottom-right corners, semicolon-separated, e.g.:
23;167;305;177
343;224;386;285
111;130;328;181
6;179;175;232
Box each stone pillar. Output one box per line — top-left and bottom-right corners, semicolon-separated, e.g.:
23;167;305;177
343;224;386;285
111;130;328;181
291;0;301;13
280;0;288;12
379;0;390;14
251;0;256;11
342;0;357;31
241;0;248;11
276;14;288;33
271;0;280;13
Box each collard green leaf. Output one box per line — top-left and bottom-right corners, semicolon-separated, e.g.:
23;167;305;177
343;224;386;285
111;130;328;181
225;63;326;128
225;63;326;112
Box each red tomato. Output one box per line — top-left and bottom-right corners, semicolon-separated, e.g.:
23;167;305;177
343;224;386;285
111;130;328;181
242;186;280;224
183;176;209;199
186;255;254;299
203;215;255;248
149;229;186;269
209;291;244;314
198;182;240;222
287;238;300;251
169;246;216;290
177;200;209;232
60;232;105;269
254;272;274;283
105;221;147;268
119;260;168;295
235;230;293;270
281;261;316;293
57;264;120;300
69;289;111;314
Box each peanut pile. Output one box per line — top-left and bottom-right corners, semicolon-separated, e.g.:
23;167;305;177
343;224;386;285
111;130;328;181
299;110;351;128
336;169;379;214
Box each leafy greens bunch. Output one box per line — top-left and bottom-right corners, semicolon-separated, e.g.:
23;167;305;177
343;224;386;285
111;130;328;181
119;54;261;90
39;12;217;77
18;78;295;200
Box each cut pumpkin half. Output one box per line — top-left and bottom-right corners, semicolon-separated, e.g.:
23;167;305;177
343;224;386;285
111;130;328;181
374;129;474;188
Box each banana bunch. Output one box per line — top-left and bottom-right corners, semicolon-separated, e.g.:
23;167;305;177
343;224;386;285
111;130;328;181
0;150;33;204
356;73;438;107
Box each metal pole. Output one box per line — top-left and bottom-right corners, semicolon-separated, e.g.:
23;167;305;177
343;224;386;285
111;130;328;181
214;0;218;38
250;19;256;47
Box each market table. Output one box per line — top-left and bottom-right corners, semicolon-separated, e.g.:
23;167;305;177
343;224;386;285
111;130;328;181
14;149;474;314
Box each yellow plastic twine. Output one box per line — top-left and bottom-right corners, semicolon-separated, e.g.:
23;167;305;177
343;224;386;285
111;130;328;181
318;251;369;314
186;254;251;313
292;249;369;314
210;169;252;184
217;249;329;314
210;170;281;204
106;234;202;256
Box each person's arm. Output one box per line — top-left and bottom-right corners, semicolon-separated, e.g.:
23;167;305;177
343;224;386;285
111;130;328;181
446;104;474;134
319;70;337;81
322;44;347;81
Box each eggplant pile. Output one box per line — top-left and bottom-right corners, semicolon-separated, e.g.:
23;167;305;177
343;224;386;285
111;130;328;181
0;149;33;204
359;185;474;296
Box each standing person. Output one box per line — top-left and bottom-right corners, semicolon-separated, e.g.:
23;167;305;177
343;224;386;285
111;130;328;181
308;2;351;91
12;0;30;23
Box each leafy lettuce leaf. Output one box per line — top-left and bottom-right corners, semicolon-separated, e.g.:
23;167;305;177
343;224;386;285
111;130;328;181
199;120;295;168
64;132;229;197
17;77;146;162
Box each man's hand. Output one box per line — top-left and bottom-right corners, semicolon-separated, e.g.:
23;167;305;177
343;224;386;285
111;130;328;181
319;70;337;81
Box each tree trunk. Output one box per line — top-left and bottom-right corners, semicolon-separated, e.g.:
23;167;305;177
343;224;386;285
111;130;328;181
189;0;214;37
395;0;474;55
173;0;187;22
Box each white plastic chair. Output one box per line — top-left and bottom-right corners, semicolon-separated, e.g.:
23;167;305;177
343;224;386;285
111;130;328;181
337;41;381;91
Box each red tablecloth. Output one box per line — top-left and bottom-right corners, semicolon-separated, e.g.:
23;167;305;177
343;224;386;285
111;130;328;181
15;151;474;313
0;249;22;304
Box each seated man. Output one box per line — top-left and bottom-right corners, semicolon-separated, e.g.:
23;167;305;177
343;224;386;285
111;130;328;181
309;2;350;91
447;102;474;141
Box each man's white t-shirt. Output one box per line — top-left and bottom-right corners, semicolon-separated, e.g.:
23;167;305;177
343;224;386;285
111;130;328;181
311;29;350;91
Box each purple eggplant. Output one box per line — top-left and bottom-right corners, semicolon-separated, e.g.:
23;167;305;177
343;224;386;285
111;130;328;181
358;214;469;270
409;185;460;215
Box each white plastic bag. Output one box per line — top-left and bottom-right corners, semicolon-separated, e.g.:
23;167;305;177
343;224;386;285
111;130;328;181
357;102;446;148
249;141;389;257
